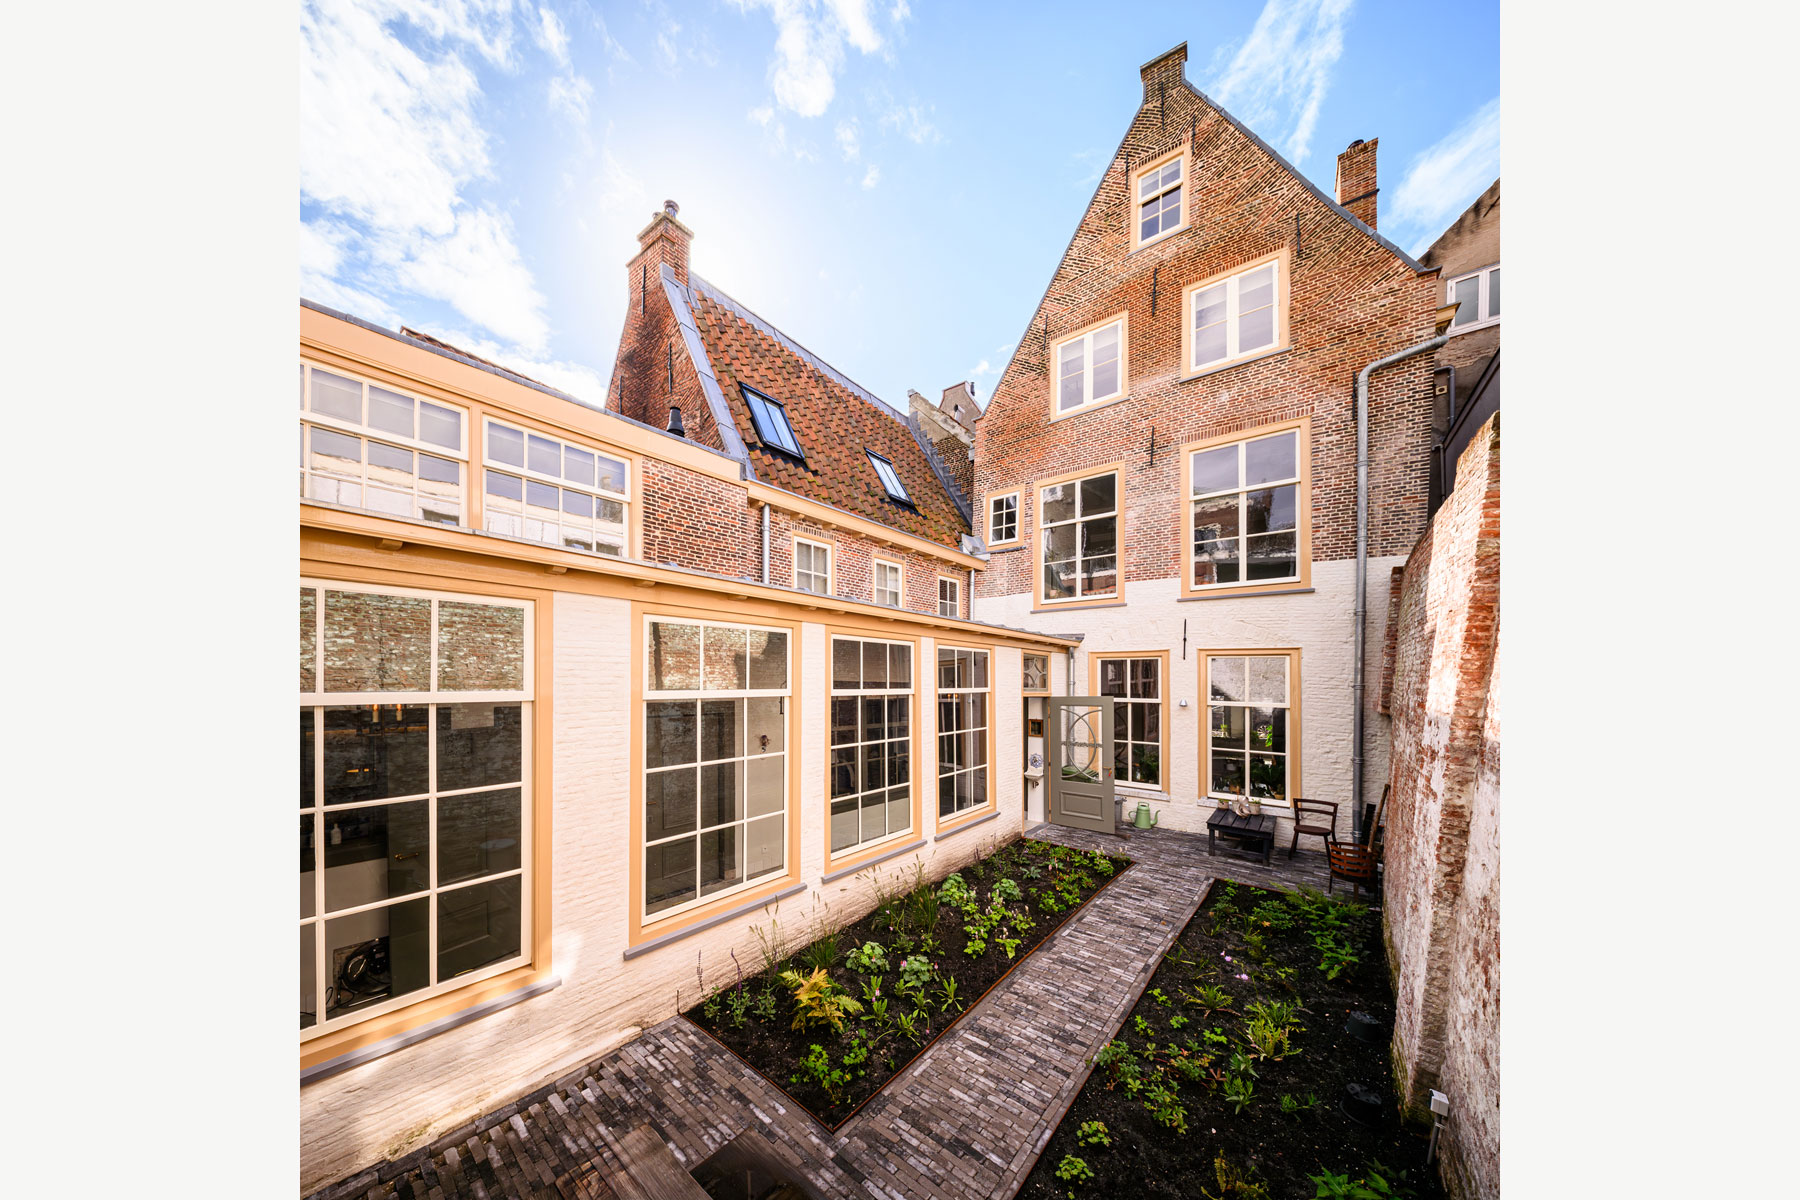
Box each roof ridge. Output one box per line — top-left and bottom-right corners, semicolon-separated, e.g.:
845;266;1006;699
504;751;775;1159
689;273;910;428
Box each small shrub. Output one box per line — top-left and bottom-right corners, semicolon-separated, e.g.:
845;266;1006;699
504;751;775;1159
845;941;888;975
1279;1092;1320;1117
1222;1074;1255;1113
791;1044;851;1102
1308;1162;1416;1199
797;934;839;974
1075;1120;1111;1148
1143;1080;1188;1132
779;967;864;1033
1055;1155;1095;1187
1149;987;1172;1007
897;954;932;993
993;877;1022;904
1202;1151;1270;1200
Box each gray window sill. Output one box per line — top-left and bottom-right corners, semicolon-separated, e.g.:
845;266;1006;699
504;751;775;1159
301;974;563;1086
821;838;927;884
934;808;1000;841
622;881;808;960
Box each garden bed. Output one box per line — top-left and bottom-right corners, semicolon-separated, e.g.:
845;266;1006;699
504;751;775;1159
1018;881;1445;1200
684;836;1131;1127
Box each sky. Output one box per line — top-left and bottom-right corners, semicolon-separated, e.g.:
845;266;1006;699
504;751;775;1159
300;0;1499;411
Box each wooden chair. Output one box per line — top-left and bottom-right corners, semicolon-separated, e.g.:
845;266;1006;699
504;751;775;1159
1288;797;1338;858
1326;835;1378;897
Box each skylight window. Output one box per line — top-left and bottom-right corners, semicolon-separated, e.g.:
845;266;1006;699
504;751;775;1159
867;451;911;502
742;386;803;458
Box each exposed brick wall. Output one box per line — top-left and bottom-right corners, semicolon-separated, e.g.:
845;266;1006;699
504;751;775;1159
972;53;1436;607
638;457;756;577
1420;179;1500;418
610;217;724;453
1334;137;1380;229
769;508;964;618
1381;414;1499;1200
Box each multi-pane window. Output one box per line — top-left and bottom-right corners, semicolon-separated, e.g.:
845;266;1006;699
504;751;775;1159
829;638;913;854
874;560;903;608
1040;471;1118;602
1055;319;1125;414
1022;653;1049;694
1098;657;1162;788
1189;260;1280;371
1136;155;1184;244
642;618;790;920
1206;654;1293;803
300;582;530;1037
989;492;1019;544
743;386;804;458
937;647;990;819
1190;428;1301;587
483;420;629;556
1447;264;1500;329
301;363;465;526
867;451;911;503
795;538;832;595
937;577;960;619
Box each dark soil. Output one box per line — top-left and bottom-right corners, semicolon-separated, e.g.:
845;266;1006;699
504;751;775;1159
685;836;1131;1127
1017;881;1446;1200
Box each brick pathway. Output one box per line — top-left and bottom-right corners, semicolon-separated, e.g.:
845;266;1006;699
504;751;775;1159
309;826;1341;1200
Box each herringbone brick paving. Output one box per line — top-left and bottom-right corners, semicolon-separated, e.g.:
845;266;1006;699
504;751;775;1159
308;827;1339;1200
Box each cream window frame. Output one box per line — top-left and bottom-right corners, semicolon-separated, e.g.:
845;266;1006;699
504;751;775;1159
1203;650;1301;809
935;645;992;822
794;536;834;596
1181;253;1288;377
988;491;1021;547
300;579;534;1044
873;559;905;609
937;576;961;619
1051;313;1129;420
481;418;630;557
1132;149;1187;249
300;361;468;527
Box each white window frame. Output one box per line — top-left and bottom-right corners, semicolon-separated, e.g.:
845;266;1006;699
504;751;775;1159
300;579;534;1043
1132;150;1187;249
794;536;833;596
1183;256;1285;376
1097;655;1164;791
1038;469;1120;604
641;615;791;925
481;418;630;557
1052;314;1129;419
300;361;468;527
988;491;1020;546
936;646;991;822
1445;263;1500;331
828;636;916;858
1187;427;1305;591
937;576;961;619
1204;652;1296;808
873;559;904;608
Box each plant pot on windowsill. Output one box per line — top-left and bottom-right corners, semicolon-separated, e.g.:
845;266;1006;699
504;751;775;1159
1228;796;1263;817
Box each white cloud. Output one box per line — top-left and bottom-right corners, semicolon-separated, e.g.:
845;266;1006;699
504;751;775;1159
1389;98;1501;252
835;117;861;160
889;1;910;25
391;208;549;351
1207;0;1354;164
861;164;881;188
596;146;648;217
733;0;896;118
879;100;939;144
410;325;610;404
826;0;882;53
533;6;570;67
548;72;592;123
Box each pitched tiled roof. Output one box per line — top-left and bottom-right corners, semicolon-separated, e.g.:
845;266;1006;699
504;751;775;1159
683;274;970;547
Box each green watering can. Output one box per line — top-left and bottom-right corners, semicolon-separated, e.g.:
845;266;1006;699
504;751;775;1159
1129;802;1160;829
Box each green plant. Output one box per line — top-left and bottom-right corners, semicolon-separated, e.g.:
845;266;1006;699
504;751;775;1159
936;975;961;1013
894;1009;921;1042
1203;1026;1229;1046
846;941;888;974
1279;1092;1320;1117
1089;853;1115;876
1245;997;1303;1027
791;1043;851;1103
1200;1152;1270;1200
1142;1080;1188;1132
749;908;785;976
1222;1074;1256;1113
1308;1162;1416;1199
1075;1120;1111;1148
701;993;721;1019
726;986;750;1027
1169;1013;1189;1030
842;1034;870;1072
993;877;1022;904
1149;987;1172;1007
1054;1155;1095;1187
1185;983;1234;1015
798;933;840;974
1249;899;1295;931
751;984;777;1021
1245;1014;1297;1061
1021;864;1043;880
1133;1015;1154;1037
860;974;884;1003
778;967;864;1033
897;954;931;993
997;933;1021;959
1227;1049;1258;1078
939;872;976;910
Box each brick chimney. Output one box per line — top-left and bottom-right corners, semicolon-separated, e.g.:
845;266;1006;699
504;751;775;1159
1335;139;1379;229
628;199;693;312
1139;42;1187;105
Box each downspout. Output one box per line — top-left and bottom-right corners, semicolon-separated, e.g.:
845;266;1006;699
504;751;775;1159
760;501;770;585
1353;332;1447;841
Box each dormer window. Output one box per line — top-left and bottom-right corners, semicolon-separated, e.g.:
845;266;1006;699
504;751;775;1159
866;451;911;503
743;386;803;458
1134;152;1185;247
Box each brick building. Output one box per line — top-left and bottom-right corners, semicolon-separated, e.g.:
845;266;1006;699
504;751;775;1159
970;43;1450;843
1419;178;1501;512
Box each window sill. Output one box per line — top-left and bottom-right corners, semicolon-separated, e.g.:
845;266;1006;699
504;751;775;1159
301;970;561;1084
935;807;1000;841
1447;317;1500;335
1032;599;1126;614
821;836;928;883
1178;585;1313;603
986;541;1023;553
1048;392;1131;424
1128;224;1189;256
625;880;808;959
1179;343;1293;382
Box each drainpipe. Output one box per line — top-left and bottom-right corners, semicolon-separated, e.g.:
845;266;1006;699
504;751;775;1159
760;502;770;585
1352;332;1447;841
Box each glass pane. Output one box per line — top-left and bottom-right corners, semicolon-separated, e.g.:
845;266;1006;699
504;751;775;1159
1250;657;1289;705
831;797;859;851
1044;561;1074;600
969;652;988;690
1111;703;1129;747
970;766;988;808
1453;275;1479;325
703;626;748;691
323;705;428;806
888;736;909;787
323;800;429;911
301;814;316;917
1081;515;1116;557
938;773;956;817
863;641;889;688
746;814;783;880
437;601;525;692
1210;705;1247;748
597;454;628;494
324;896;428;1019
1044;523;1078;564
645;701;696;769
833;638;862;691
831;697;857;747
418;402;460;450
1239;265;1275;312
645;838;696;915
527;434;561;476
1131;745;1159;786
437;704;524;791
649;622;702;691
1131;658;1159;698
700;827;742;897
747;697;784;756
488;422;524;467
1090;355;1118;400
1193;490;1240;537
367;386;414;437
419;453;459;484
1080;556;1117;596
300;710;315;807
563;446;595;486
310;370;362;422
562;490;593;519
1210;752;1245;797
438;787;522;885
438;875;521;979
1239;305;1274;353
526;480;559;511
486;470;523;502
1246;531;1298;580
1041;483;1074;524
309;427;361;474
862;741;886;793
1250;707;1286;755
831;746;857;798
367;440;412;476
748;629;788;690
300;923;317;1029
861;695;888;742
700;761;740;828
886;788;909;838
746;755;784;817
1487;267;1500;317
1079;473;1116;516
1193;320;1228;366
1023;654;1047;691
889;643;912;688
888;696;910;740
1099;659;1126;696
1193;536;1240;587
323;591;430;692
699;698;743;761
1248;483;1298;533
1210;657;1247;702
646;768;698;841
937;647;957;691
1249;753;1286;801
860;790;886;843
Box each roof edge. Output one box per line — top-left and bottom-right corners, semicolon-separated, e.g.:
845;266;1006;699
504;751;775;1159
657;267;756;480
907;410;974;526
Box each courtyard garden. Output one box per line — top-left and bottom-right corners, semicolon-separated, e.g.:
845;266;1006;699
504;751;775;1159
1018;880;1444;1200
684;836;1131;1126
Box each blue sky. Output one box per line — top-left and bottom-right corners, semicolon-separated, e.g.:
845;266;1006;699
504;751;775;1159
301;0;1498;410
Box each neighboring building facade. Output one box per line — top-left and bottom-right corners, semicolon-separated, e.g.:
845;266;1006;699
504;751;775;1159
1418;178;1500;513
970;43;1446;846
297;302;1073;1191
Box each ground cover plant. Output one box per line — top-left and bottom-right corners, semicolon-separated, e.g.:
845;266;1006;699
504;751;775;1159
1018;882;1445;1200
685;836;1130;1126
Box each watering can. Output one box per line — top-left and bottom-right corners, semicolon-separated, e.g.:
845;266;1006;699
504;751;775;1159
1129;802;1160;829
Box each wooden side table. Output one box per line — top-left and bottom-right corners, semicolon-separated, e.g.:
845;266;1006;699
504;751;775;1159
1206;808;1278;864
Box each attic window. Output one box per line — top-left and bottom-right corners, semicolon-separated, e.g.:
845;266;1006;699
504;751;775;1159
866;451;911;503
743;386;803;458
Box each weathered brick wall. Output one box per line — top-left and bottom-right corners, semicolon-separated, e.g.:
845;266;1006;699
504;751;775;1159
638;457;756;577
769;508;966;618
1382;413;1499;1200
610;219;724;452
